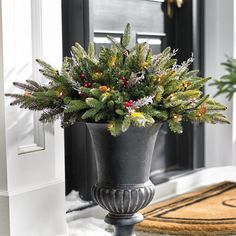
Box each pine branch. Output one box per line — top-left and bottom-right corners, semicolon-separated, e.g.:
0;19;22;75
5;93;24;98
88;42;96;61
36;59;56;72
168;120;183;133
121;115;131;132
64;100;89;113
107;119;122;136
94;111;107;122
85;97;103;109
211;57;236;100
121;23;131;48
13;82;38;92
81;108;99;120
26;80;45;91
39;109;63;123
107;35;124;52
194;95;210;109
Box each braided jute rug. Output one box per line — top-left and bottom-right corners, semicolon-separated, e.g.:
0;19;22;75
136;182;236;235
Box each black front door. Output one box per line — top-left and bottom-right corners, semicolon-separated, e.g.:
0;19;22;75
62;0;204;200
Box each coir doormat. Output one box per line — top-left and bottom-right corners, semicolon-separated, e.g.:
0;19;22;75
137;182;236;235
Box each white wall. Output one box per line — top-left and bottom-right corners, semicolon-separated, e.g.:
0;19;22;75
0;0;66;235
204;0;236;167
0;0;7;195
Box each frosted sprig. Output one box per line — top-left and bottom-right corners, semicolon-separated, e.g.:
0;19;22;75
63;104;70;110
150;49;178;74
170;49;178;57
126;107;135;114
136;118;146;126
70;51;80;67
133;96;154;108
173;53;194;73
71;81;82;93
182;53;194;67
128;72;145;88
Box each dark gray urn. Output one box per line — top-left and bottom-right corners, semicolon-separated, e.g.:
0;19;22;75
86;123;162;236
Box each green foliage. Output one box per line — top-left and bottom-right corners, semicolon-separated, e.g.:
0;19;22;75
85;98;103;108
39;109;63;123
94;111;107;122
121;23;131;48
64;100;89;113
168;120;183;134
90;88;102;98
88;42;96;61
6;23;229;135
211;57;236;100
108;120;122;136
81;108;98;119
121;116;131;132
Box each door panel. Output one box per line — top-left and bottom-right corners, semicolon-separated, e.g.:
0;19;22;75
93;0;165;50
93;0;164;39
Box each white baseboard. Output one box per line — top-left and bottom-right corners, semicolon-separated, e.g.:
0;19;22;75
0;190;8;197
0;179;64;197
0;195;10;236
0;179;67;236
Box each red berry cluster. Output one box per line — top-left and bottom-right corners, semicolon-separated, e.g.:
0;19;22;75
80;72;92;87
80;72;86;80
124;100;134;108
121;76;128;88
83;81;91;87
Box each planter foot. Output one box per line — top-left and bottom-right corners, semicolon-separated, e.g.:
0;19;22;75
113;225;136;236
105;212;144;236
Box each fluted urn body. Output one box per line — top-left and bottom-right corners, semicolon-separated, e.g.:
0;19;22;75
86;123;162;236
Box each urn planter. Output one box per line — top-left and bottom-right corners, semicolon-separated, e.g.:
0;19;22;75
87;123;162;236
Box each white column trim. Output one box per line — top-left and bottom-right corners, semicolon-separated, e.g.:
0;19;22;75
232;1;236;166
0;0;7;192
204;0;235;167
18;0;45;155
0;0;66;234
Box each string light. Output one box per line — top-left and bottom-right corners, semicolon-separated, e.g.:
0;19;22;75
158;74;166;82
24;91;31;97
169;94;175;101
183;81;192;89
173;113;182;121
197;106;207;117
95;72;103;76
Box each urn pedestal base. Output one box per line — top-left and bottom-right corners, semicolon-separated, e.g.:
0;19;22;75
91;181;155;236
105;212;144;236
87;123;161;236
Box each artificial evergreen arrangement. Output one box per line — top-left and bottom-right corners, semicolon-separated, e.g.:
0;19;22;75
211;57;236;100
6;24;229;136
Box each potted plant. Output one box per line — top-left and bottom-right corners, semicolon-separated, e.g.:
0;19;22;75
6;24;229;236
